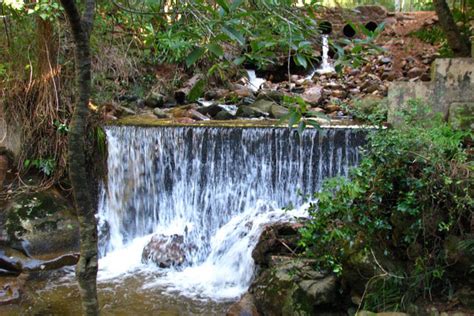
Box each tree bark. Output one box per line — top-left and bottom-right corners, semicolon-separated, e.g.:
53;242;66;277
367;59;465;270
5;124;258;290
433;0;471;57
59;0;99;315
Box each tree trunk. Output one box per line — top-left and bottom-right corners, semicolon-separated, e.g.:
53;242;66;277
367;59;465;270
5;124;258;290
59;0;99;315
433;0;471;57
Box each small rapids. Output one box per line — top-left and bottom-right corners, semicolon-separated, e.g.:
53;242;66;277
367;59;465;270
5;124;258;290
97;126;365;302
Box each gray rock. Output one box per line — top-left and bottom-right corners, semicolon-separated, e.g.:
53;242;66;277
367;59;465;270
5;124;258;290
298;275;337;305
142;234;186;268
214;110;236;120
270;104;289;119
302;86;323;105
153;108;169;119
144;93;165;108
236;105;269;118
5;190;79;257
226;293;260;316
251;99;275;113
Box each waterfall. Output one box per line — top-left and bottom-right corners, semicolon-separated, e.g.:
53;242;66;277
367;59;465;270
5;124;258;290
246;70;266;92
317;35;335;74
98;126;365;300
306;34;335;80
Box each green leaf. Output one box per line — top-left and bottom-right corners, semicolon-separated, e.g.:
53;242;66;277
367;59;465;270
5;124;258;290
288;111;300;128
215;0;230;13
306;119;322;130
221;26;245;45
207;43;224;57
233;56;246;65
230;0;244;11
188;79;206;102
295;54;308;69
186;47;206;67
297;121;306;136
298;41;312;49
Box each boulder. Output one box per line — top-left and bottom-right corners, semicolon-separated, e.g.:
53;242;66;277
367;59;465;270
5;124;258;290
270;105;289;119
153;108;169;119
252;222;302;267
4;190;79;257
251;99;275;113
142;234;186;268
215;110;237;120
226;293;260;316
144;93;165;108
250;259;342;315
236;105;269;118
22;253;79;272
302;86;323;105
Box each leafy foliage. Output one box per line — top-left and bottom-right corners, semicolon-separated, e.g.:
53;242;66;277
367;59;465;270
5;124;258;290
299;100;473;311
135;0;324;70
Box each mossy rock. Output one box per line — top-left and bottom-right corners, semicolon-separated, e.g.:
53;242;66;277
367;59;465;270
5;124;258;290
4;189;79;258
250;259;342;315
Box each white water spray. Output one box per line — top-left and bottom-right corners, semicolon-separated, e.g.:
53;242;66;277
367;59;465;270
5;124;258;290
306;34;335;80
246;70;266;92
98;126;365;301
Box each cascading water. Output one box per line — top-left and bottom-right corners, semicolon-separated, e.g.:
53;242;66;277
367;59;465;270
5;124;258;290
246;70;266;92
306;34;335;80
98;126;365;301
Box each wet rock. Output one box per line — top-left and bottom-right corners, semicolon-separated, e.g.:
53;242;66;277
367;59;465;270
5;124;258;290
270;104;289;119
298;275;338;306
142;234;186;268
236;105;269;119
250;258;342;315
197;104;223;117
153;108;169;119
252;222;302;267
214;110;236;120
256;90;287;103
226;293;260;316
0;253;22;276
4;190;79;257
302;86;323;105
250;99;275;113
22;253;80;272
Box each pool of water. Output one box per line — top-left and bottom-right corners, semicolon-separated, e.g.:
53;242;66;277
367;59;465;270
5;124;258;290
1;270;231;315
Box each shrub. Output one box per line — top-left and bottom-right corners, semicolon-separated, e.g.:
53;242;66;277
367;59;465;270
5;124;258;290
299;101;473;311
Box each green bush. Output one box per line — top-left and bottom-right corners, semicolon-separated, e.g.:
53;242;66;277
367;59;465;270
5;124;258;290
299;101;473;311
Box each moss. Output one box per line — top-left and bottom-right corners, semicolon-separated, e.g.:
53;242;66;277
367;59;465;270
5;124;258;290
109;114;365;128
6;190;72;240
